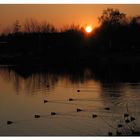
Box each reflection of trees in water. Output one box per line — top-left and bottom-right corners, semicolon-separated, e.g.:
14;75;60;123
8;66;133;104
28;73;59;93
0;65;140;99
100;83;124;106
16;73;59;95
62;68;94;84
0;67;58;95
101;83;123;96
0;66;98;95
99;82;140;117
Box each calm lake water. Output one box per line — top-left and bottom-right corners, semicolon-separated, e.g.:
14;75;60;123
0;65;140;136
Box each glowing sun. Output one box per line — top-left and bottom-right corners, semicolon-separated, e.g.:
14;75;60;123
85;26;93;33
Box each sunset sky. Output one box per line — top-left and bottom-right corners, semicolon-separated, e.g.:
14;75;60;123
0;4;140;32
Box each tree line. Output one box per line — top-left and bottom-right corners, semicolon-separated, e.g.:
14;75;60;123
0;8;140;65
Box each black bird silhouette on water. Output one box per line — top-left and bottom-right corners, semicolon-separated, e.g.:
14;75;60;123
124;113;129;118
92;114;97;118
117;124;123;128
44;100;48;103
68;98;74;101
130;116;135;121
104;107;110;110
108;132;113;136
51;112;56;115
46;85;50;88
125;119;130;123
34;115;40;118
76;108;83;112
7;121;13;125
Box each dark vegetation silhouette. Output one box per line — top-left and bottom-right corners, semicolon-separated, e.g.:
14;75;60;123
1;9;140;136
0;8;140;66
0;8;140;85
6;63;140;85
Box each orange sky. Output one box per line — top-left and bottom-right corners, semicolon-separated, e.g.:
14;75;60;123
0;4;140;32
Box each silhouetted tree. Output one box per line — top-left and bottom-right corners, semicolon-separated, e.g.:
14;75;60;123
40;22;56;33
130;16;140;27
13;20;21;33
23;18;40;33
23;19;56;33
61;24;81;32
99;8;127;26
1;8;140;66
